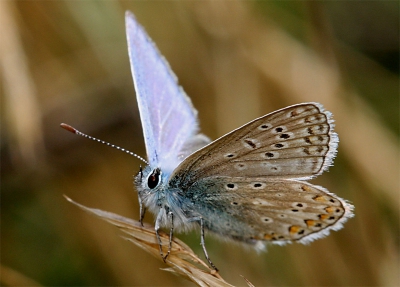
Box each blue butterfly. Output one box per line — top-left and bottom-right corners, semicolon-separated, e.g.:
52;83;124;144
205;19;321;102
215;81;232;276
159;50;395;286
125;11;353;271
63;11;354;272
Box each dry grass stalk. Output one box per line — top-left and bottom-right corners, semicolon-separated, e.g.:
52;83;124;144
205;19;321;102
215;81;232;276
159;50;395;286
65;196;252;287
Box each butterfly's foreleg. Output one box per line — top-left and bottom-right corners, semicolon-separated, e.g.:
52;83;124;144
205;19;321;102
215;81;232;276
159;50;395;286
199;217;218;271
138;193;146;226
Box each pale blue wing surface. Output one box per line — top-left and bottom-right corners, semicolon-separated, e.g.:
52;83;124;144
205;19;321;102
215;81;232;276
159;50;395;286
126;12;200;174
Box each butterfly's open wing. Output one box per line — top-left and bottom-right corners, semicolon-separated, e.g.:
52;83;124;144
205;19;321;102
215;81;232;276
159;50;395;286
126;12;203;172
184;176;353;245
170;103;338;188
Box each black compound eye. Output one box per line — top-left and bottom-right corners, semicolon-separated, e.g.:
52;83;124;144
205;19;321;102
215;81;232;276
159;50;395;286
147;168;161;189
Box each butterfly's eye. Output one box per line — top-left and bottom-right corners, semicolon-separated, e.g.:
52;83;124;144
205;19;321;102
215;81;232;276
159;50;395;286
147;168;161;189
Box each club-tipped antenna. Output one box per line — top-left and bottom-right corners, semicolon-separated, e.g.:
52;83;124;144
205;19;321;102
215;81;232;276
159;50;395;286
60;123;148;165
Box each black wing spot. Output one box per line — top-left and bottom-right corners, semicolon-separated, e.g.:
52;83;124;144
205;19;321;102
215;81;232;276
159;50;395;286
244;139;257;149
280;133;290;139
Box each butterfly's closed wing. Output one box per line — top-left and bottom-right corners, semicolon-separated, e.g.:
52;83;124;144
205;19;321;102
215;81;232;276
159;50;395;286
126;12;202;173
169;103;352;246
183;176;353;245
170;103;338;188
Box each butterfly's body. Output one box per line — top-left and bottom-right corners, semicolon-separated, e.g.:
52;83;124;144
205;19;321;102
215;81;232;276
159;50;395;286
134;132;211;232
135;165;197;232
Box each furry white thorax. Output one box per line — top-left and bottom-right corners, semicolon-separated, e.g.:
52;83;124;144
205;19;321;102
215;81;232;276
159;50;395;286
134;165;197;232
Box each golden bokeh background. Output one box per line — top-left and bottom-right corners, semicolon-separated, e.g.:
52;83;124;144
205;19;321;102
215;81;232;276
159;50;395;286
1;1;398;286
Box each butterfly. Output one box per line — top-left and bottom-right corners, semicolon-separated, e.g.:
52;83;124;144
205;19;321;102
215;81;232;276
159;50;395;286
66;11;354;272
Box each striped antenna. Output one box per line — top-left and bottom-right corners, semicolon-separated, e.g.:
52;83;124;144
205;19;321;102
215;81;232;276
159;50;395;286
60;123;148;164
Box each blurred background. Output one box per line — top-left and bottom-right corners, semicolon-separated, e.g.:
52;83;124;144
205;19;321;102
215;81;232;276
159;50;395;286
1;1;398;286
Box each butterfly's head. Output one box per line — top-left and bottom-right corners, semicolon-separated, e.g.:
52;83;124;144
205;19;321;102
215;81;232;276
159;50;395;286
134;165;166;194
134;165;171;214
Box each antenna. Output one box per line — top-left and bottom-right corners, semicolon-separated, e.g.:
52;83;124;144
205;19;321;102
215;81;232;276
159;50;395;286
60;123;148;165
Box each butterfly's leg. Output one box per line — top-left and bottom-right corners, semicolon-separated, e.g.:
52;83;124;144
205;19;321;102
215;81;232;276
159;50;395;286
137;193;146;226
155;207;165;260
155;207;174;262
164;211;174;261
200;217;218;271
